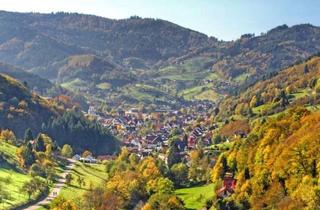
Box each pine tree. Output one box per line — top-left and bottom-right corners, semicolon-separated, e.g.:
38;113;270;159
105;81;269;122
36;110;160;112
304;65;309;74
24;128;34;144
167;144;181;168
17;143;36;168
34;134;46;152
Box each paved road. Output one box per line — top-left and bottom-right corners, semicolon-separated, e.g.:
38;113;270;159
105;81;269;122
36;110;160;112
23;158;76;210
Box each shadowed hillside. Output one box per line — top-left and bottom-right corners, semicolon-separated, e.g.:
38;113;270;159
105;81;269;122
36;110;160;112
0;73;118;154
0;73;58;137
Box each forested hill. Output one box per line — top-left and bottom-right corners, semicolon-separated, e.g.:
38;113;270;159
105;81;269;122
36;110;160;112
0;73;118;154
0;10;213;69
217;55;320;119
0;11;320;105
209;24;320;81
212;107;320;209
210;56;320;209
0;62;54;93
0;73;58;137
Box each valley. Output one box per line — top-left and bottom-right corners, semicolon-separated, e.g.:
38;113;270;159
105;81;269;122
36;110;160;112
0;7;319;210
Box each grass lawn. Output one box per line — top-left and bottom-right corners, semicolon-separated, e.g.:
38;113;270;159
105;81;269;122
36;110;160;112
59;162;108;200
252;103;275;115
0;141;18;162
61;78;88;91
175;183;216;210
96;82;111;90
306;104;320;111
196;89;220;101
233;73;251;83
121;83;174;103
0;165;32;209
179;84;221;101
159;71;210;81
207;141;234;151
124;86;156;102
291;88;311;100
205;73;219;80
157;57;213;81
0;141;68;209
0;141;32;209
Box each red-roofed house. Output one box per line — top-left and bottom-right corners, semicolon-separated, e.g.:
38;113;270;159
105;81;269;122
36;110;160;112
217;172;237;198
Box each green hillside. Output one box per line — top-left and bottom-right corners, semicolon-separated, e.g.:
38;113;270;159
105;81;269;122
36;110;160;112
0;141;33;209
60;162;108;201
175;184;215;210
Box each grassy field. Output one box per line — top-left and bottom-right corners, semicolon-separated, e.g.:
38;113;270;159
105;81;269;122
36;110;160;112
205;73;219;80
158;71;209;81
0;165;32;209
196;89;220;101
61;78;88;91
252;103;275;115
123;85;157;102
120;83;174;103
252;88;314;115
0;141;18;162
0;141;32;209
0;141;69;209
291;88;311;100
175;183;215;210
96;82;111;90
59;162;108;201
179;84;221;101
233;73;251;83
157;57;214;81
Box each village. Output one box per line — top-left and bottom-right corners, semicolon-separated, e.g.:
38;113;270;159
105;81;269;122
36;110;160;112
75;101;239;200
84;101;221;162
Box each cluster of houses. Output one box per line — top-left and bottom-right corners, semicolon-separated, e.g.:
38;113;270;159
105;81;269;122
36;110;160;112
84;101;241;200
188;125;212;148
85;101;217;160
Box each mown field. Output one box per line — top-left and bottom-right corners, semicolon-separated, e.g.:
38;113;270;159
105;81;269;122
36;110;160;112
0;166;32;209
179;84;221;101
59;162;108;201
157;57;213;81
175;183;215;210
0;141;32;209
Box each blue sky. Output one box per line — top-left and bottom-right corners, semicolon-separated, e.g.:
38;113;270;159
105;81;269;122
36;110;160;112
0;0;319;40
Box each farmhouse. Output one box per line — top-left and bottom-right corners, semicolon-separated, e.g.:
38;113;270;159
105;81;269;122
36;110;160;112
217;172;237;198
80;155;98;163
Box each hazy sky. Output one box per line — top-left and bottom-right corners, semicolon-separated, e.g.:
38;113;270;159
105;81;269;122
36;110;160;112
0;0;319;40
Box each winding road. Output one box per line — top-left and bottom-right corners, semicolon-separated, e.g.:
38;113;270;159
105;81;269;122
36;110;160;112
22;158;76;210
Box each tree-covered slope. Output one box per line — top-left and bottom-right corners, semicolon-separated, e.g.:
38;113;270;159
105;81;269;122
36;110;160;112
0;11;212;70
210;56;320;209
0;74;118;154
211;24;320;81
43;110;119;155
1;11;320;106
0;73;58;137
217;55;320;119
212;108;320;209
0;62;54;93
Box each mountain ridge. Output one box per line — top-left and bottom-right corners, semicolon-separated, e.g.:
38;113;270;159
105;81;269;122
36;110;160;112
1;11;320;107
0;10;213;68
